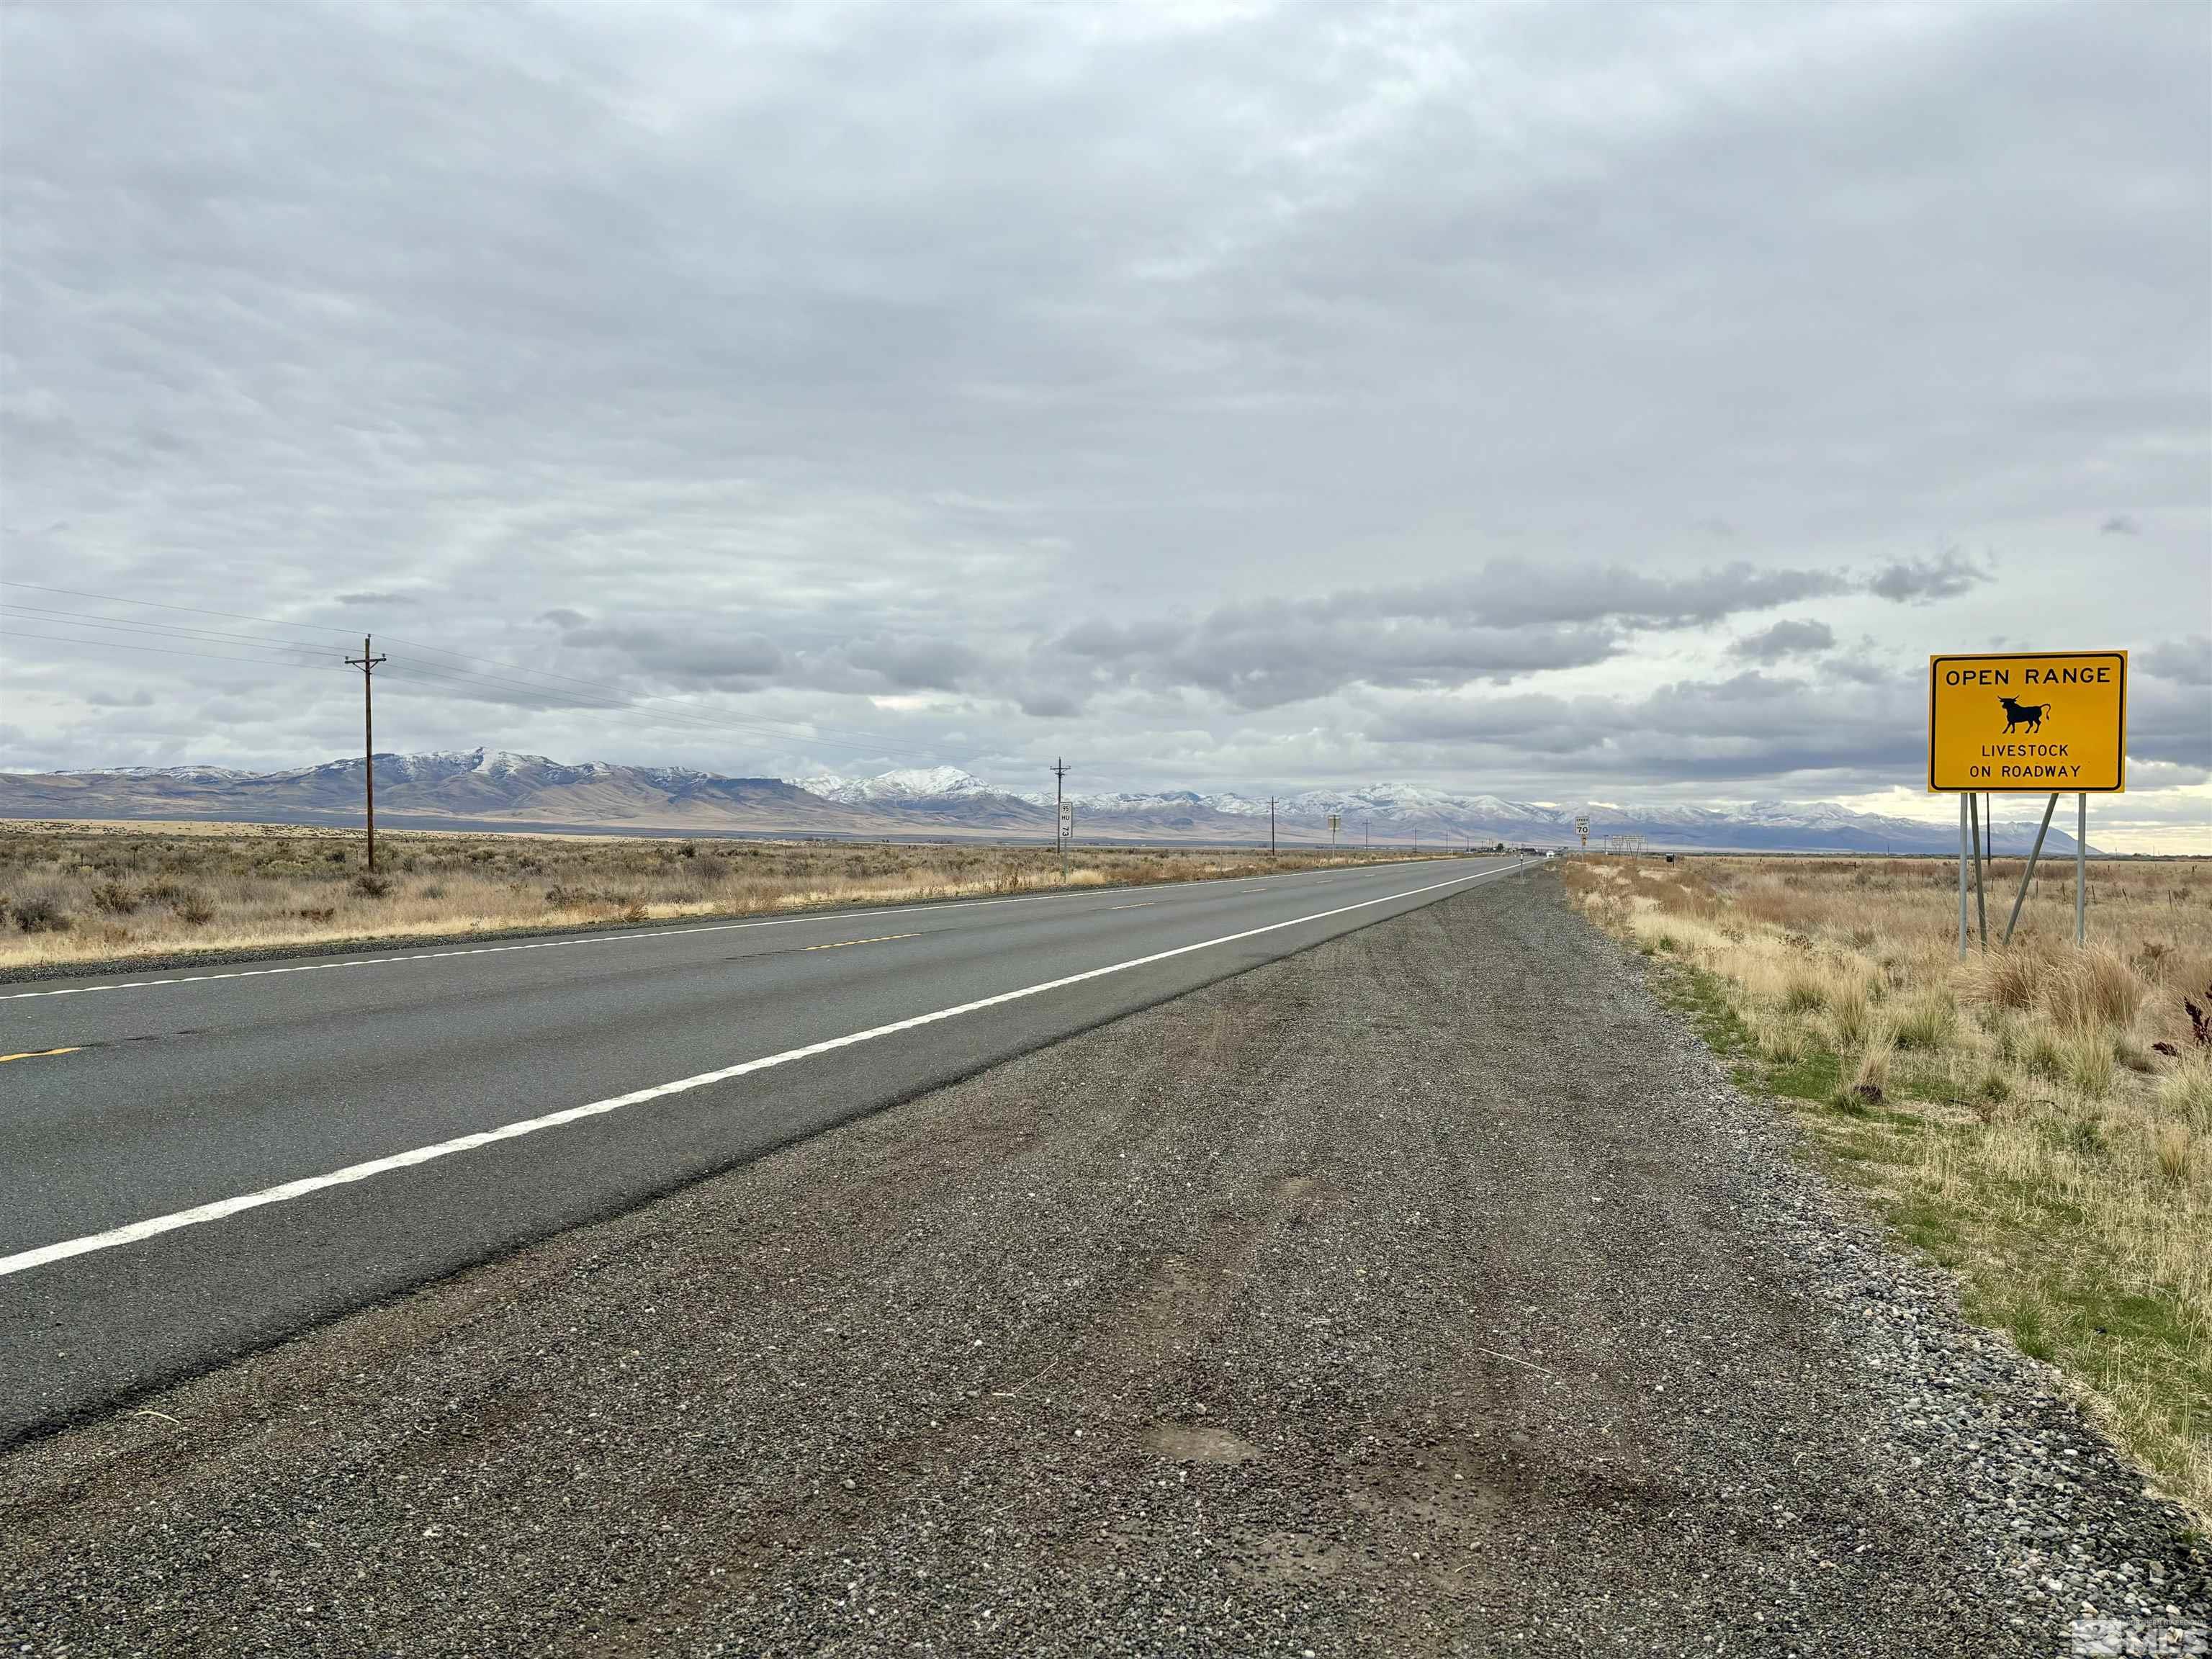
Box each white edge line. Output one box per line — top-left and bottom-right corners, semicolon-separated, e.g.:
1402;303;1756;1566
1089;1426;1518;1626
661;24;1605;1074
0;863;1516;1279
0;858;1472;1002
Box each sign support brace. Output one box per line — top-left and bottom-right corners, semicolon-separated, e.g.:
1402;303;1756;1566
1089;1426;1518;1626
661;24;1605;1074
2000;793;2059;949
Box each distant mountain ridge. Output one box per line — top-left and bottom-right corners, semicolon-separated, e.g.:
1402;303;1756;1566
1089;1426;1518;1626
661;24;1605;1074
0;750;2089;853
796;767;2085;853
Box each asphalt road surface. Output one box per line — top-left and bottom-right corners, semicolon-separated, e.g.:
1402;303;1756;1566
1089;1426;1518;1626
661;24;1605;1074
3;874;2203;1657
0;854;1519;1444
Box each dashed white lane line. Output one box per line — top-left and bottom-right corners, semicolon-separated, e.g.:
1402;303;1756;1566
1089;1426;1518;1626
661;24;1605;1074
0;860;1465;1003
804;932;920;953
0;863;1514;1280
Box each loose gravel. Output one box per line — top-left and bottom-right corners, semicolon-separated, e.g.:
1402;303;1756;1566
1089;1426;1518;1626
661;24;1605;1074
2;871;2205;1656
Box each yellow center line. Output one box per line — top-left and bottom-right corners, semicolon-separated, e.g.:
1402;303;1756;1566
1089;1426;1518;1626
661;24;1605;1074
0;1046;81;1064
804;932;921;952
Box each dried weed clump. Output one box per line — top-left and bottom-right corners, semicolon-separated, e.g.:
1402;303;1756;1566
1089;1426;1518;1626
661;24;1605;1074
1565;851;2212;1519
0;821;1434;973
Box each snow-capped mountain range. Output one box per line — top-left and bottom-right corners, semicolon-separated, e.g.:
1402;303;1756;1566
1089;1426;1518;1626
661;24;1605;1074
0;750;2090;853
787;768;2074;853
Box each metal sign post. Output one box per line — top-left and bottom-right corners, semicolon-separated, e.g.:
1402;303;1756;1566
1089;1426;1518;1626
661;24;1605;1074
1969;792;1988;950
2076;792;2087;946
1327;811;1341;857
1956;794;1969;958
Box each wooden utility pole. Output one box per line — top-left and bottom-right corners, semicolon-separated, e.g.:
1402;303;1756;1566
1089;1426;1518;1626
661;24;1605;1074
1052;756;1071;885
346;634;387;871
1268;796;1276;860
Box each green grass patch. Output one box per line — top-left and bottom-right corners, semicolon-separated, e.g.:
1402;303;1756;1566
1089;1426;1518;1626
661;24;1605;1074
1770;1050;1843;1104
1637;954;2210;1527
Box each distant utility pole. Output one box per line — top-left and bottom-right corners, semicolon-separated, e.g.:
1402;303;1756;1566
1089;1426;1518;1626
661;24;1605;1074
1268;796;1277;860
345;634;387;871
1052;756;1071;885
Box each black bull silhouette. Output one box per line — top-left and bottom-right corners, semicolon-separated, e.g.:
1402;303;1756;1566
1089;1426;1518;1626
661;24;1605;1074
1998;696;2052;734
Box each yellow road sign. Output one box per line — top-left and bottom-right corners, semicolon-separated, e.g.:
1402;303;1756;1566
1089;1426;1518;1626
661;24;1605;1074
1928;651;2126;792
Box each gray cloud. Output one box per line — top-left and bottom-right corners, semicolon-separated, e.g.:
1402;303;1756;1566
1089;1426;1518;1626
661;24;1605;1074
2129;676;2212;770
1030;561;1856;712
2139;635;2211;686
1731;619;1837;662
1867;549;1990;605
1324;562;1853;632
1363;670;1939;788
552;619;789;684
1357;656;2209;792
1365;671;1922;781
2101;515;2141;536
1;4;2206;837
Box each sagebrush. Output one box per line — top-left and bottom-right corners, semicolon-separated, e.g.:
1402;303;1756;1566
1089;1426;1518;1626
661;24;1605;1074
0;820;1435;971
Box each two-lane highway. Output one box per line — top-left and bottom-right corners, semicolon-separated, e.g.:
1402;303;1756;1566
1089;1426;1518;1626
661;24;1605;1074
0;855;1521;1442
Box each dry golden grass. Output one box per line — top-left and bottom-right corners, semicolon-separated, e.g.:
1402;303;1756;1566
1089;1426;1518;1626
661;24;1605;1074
0;820;1434;973
1566;852;2212;1518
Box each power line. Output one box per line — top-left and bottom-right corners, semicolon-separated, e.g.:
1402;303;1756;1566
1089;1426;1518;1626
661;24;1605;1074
4;624;947;764
368;639;949;757
1;584;949;763
1;604;341;660
1;580;926;747
3;601;760;725
372;655;950;763
0;580;364;639
0;627;348;672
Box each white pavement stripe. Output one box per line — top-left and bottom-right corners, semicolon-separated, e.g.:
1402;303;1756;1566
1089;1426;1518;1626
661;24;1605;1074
0;860;1450;1003
0;864;1512;1279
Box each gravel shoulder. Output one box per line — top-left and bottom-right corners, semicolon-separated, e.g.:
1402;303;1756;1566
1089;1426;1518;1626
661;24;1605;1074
3;871;2206;1656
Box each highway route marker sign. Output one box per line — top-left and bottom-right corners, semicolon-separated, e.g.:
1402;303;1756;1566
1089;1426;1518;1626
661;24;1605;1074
1058;799;1074;842
1928;651;2126;793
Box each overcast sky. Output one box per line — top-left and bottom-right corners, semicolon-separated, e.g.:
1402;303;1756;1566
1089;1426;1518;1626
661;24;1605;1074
3;4;2208;843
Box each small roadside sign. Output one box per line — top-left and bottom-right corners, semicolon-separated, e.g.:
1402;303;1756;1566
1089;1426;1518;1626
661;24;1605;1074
1928;652;2126;793
1058;799;1074;841
1574;815;1589;848
1327;812;1341;833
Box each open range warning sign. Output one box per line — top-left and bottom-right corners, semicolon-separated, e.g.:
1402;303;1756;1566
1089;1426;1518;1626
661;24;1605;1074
1928;652;2126;793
